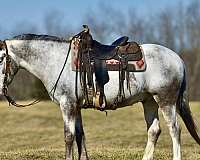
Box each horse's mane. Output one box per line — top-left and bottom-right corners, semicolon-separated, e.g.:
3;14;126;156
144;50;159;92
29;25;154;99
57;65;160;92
12;34;67;42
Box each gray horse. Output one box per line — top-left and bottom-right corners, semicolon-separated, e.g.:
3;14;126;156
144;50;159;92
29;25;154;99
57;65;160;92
0;33;199;160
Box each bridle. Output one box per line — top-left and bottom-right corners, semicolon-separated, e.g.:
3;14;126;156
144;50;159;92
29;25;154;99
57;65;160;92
0;41;40;107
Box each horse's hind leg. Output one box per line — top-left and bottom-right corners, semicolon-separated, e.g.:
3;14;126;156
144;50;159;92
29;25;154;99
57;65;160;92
75;109;89;160
160;104;181;160
59;95;76;160
142;95;161;160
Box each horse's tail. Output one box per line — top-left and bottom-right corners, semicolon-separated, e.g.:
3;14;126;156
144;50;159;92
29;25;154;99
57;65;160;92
176;66;200;145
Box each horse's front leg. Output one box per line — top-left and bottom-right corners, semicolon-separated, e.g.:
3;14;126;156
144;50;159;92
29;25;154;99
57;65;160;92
75;109;89;160
60;95;76;160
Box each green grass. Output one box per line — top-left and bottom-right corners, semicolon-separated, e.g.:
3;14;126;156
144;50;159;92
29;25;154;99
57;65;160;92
0;101;199;159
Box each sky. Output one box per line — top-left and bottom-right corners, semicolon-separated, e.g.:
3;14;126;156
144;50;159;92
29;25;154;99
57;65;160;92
0;0;191;39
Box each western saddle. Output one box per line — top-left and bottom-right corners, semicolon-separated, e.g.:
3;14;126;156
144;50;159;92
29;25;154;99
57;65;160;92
73;25;144;110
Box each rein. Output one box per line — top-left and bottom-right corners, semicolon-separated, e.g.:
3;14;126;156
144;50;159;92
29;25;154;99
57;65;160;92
2;39;72;107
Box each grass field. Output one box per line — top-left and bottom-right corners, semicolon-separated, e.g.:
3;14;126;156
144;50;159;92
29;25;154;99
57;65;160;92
0;101;199;160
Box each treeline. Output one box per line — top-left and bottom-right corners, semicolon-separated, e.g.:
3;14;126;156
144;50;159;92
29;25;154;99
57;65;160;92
2;1;200;100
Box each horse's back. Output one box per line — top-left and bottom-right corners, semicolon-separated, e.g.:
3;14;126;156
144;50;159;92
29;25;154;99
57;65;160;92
141;44;184;93
141;44;183;66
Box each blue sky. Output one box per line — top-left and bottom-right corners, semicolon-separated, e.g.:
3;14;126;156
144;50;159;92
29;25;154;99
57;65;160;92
0;0;190;38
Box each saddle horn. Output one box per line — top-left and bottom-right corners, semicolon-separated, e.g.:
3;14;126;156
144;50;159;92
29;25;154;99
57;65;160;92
83;25;89;33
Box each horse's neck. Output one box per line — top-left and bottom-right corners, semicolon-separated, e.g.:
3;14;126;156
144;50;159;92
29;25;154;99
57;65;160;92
6;40;72;92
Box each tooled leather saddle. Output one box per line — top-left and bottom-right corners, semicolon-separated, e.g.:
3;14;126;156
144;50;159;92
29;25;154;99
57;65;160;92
72;25;146;110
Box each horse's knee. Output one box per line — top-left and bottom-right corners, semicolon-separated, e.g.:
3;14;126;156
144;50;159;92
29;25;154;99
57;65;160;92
64;124;75;145
148;119;161;142
64;131;74;143
60;96;76;143
60;95;77;123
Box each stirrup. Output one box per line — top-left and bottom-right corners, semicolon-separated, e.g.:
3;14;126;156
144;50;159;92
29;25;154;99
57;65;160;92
94;91;106;110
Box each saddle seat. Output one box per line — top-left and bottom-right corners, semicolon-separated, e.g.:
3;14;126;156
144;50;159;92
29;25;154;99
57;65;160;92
91;36;128;60
91;36;142;61
111;36;129;46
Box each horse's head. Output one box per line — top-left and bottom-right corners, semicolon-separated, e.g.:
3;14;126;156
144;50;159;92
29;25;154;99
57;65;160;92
0;41;18;95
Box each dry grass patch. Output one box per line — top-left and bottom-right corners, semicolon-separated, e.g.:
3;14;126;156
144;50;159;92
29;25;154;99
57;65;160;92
0;101;199;159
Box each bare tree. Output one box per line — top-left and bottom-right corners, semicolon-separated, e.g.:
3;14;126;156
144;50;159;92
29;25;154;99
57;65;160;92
11;21;38;36
157;9;176;50
175;2;187;51
2;1;200;100
184;1;200;100
44;10;73;38
186;1;200;49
